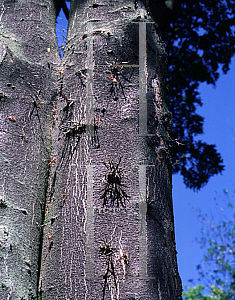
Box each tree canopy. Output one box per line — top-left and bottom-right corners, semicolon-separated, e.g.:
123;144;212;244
149;0;235;189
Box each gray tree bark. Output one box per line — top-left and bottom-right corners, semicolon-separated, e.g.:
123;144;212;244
0;0;182;299
0;0;60;298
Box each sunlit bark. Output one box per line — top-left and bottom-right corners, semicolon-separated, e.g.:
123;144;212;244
0;1;182;299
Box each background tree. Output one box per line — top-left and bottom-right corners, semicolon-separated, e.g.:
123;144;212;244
183;190;235;299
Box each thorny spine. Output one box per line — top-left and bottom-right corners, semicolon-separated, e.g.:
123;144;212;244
106;59;136;103
100;156;129;208
99;239;118;300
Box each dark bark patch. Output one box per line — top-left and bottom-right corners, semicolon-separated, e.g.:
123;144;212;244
0;198;7;208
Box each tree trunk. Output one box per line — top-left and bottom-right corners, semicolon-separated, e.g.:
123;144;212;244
0;0;60;298
0;0;182;299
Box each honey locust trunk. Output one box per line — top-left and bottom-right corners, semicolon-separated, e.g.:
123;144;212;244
38;0;182;299
0;0;182;299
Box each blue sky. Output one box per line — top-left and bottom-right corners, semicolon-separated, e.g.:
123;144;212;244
174;56;235;289
56;4;235;292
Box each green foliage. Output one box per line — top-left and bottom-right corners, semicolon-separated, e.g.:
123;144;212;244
183;285;227;300
149;0;235;189
183;190;235;299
